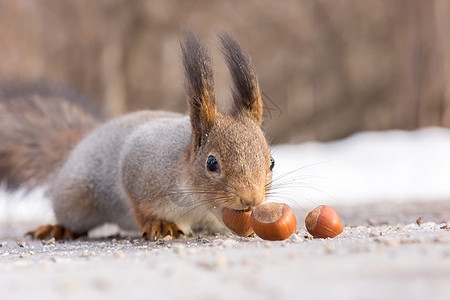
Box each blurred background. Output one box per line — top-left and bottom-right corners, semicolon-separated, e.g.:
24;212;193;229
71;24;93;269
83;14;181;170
1;0;450;143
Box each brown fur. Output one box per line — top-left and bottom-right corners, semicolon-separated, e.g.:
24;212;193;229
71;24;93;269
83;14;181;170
220;33;263;124
184;111;271;211
0;81;102;189
181;31;217;151
179;32;271;212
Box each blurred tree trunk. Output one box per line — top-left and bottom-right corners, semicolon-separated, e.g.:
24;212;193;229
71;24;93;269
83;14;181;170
413;0;444;127
436;0;450;127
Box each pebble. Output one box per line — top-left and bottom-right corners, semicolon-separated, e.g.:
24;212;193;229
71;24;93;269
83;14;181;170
369;229;381;237
404;223;417;230
16;241;29;248
416;216;423;226
355;226;367;232
289;234;305;243
162;235;173;242
222;238;237;248
213;239;224;246
42;238;56;246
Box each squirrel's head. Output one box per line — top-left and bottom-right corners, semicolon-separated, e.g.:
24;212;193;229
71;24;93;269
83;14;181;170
182;32;273;211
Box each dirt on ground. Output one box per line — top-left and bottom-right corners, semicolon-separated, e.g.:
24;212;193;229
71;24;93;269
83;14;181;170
1;201;450;300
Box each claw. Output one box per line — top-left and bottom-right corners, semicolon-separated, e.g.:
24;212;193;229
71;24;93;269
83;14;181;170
26;224;83;240
142;222;161;241
150;223;161;241
162;223;173;237
142;221;184;241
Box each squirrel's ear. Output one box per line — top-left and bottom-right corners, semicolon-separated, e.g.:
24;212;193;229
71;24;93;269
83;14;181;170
181;31;216;149
220;33;263;125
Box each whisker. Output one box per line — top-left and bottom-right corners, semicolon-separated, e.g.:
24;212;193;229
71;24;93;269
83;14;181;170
171;196;233;223
268;160;334;186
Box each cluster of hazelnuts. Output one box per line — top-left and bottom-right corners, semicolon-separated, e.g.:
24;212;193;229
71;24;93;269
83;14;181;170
222;203;343;241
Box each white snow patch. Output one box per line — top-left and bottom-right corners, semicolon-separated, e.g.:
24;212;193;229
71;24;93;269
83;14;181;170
269;127;450;209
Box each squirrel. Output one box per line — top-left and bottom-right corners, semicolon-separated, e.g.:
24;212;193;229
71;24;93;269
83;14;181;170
0;32;275;241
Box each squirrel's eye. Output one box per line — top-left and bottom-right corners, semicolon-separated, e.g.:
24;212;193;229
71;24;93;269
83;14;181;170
206;155;219;173
270;156;275;171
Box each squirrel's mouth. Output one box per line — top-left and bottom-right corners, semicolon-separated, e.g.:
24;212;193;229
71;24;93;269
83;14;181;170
219;203;254;213
216;194;265;212
231;207;253;213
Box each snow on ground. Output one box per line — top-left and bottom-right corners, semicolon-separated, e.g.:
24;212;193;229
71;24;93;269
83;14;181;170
1;127;450;223
269;126;450;208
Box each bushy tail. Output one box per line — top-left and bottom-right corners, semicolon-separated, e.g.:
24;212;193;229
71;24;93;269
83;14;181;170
0;81;103;189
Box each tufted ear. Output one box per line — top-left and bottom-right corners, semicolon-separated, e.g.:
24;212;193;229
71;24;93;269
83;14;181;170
220;33;263;125
181;31;217;150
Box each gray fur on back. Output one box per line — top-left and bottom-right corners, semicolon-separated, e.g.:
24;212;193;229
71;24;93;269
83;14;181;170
49;111;187;232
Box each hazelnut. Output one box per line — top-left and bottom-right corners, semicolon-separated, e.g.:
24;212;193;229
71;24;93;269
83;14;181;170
250;203;297;241
305;205;343;238
222;207;254;237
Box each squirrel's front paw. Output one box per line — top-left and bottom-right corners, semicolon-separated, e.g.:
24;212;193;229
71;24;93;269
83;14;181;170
26;225;86;240
141;221;184;241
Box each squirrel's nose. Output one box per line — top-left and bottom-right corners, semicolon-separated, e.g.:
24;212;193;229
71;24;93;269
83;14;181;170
239;184;264;208
240;196;263;208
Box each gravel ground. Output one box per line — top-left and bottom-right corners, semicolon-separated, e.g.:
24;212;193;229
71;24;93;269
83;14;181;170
1;201;450;300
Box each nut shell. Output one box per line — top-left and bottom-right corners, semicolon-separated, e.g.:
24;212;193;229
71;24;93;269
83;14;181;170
222;207;254;237
250;203;297;241
305;205;343;238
